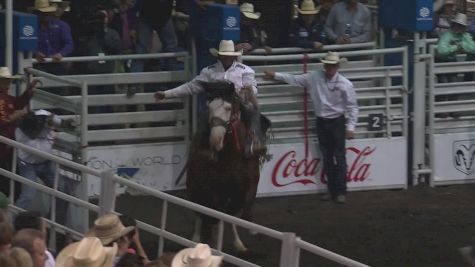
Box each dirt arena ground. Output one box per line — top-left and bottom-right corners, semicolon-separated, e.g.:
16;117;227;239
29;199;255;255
115;183;475;267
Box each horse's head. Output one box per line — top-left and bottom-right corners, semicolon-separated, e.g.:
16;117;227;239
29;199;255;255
201;81;240;152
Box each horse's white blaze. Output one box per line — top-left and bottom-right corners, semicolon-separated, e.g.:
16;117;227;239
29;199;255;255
208;99;232;152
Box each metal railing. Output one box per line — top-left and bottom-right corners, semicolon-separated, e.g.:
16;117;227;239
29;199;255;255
0;134;369;267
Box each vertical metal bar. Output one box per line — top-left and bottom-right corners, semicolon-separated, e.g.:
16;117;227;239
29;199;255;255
428;46;436;187
9;148;17;204
77;82;89;232
279;232;296;267
158;200;168;256
216;220;224;251
191;37;198;135
385;69;392;138
293;237;302;267
402;47;409;140
5;0;13;73
48;162;59;252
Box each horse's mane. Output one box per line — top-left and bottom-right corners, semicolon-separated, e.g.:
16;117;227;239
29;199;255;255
200;81;239;104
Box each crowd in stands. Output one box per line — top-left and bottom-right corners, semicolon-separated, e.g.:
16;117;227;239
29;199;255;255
0;192;222;267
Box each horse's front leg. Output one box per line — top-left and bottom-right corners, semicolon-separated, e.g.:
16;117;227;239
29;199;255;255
231;224;248;252
191;216;202;243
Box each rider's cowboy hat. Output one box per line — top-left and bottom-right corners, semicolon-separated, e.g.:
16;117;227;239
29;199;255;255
209;40;242;57
240;3;261;20
56;237;117;267
298;0;320;15
171;243;223;267
0;67;22;80
34;0;58;12
85;213;135;246
451;13;468;26
320;51;341;65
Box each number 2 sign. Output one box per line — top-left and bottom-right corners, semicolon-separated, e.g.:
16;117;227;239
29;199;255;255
368;114;384;131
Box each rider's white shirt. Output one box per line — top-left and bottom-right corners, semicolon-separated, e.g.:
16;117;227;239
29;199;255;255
164;60;258;98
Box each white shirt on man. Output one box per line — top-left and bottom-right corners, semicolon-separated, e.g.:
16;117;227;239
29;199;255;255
274;70;358;131
164;60;258;98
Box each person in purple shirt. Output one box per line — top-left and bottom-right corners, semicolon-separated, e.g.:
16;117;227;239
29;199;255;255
33;0;74;63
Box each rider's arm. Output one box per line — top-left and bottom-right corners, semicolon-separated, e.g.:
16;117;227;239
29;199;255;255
242;68;258;95
164;68;208;98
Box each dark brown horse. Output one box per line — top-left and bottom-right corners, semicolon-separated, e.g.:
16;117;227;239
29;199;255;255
186;82;260;251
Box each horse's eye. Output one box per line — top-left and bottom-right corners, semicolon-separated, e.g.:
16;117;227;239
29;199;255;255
225;106;232;112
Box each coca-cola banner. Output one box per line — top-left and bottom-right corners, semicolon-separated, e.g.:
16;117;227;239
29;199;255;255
433;133;475;184
257;138;407;196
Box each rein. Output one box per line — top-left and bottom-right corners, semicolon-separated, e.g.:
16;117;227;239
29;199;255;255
209;98;243;154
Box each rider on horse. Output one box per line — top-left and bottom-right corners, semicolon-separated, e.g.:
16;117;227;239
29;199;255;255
154;40;270;160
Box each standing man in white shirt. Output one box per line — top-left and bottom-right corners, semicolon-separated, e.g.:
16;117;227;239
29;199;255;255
264;51;358;204
155;39;268;159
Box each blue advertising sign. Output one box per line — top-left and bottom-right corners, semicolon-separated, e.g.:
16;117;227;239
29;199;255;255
379;0;433;31
190;4;240;41
0;11;38;52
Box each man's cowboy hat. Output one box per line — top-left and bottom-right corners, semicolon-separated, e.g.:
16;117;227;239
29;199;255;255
451;13;468;26
209;40;242;57
49;0;71;12
240;3;261;20
86;213;135;245
298;0;320;15
34;0;58;12
171;243;223;267
56;237;118;267
0;67;22;79
320;51;341;65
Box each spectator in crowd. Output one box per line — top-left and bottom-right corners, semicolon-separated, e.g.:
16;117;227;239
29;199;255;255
0;68;38;196
109;0;138;54
324;0;372;44
173;0;192;52
8;247;34;267
154;40;269;160
56;237;117;267
12;229;47;267
433;0;457;37
34;0;74;74
319;0;335;23
119;214;149;264
0;251;16;267
15;109;75;213
171;243;222;267
14;211;55;267
288;0;327;49
116;253;145;267
86;213;136;265
0;222;13;252
235;2;272;54
264;51;358;204
49;0;70;19
436;13;475;117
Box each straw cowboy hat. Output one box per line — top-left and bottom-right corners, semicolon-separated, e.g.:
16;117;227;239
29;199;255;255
451;13;468;26
34;0;58;12
56;237;118;267
298;0;320;15
171;243;223;267
320;51;341;65
0;67;21;79
209;40;242;57
240;3;261;20
86;213;135;245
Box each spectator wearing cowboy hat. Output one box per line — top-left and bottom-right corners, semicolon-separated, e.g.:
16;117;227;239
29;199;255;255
56;237;118;267
12;229;47;267
235;2;272;54
33;0;74;65
86;213;136;265
0;67;39;196
289;0;328;49
171;243;223;267
155;40;269;160
436;13;475;114
264;51;358;204
324;0;372;44
433;0;457;37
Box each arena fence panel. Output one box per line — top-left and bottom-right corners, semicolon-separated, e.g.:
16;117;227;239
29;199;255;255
243;47;409;196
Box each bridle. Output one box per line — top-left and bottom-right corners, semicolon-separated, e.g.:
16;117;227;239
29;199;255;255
208;97;243;153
